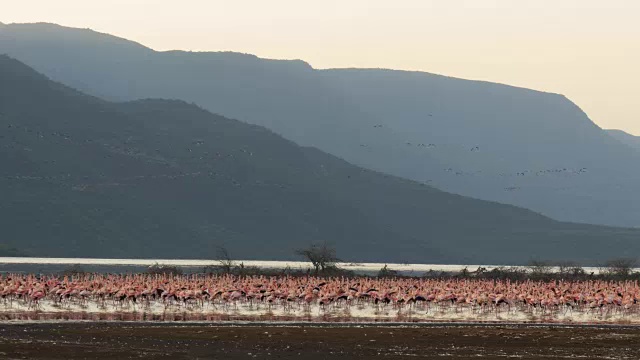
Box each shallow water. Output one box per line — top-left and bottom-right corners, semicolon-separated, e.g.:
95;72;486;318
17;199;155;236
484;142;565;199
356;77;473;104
2;298;638;325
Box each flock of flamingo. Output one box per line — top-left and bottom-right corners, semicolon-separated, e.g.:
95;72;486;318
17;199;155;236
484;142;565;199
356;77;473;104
1;274;639;322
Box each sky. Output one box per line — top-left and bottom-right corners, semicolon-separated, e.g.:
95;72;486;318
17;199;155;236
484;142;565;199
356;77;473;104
3;0;640;135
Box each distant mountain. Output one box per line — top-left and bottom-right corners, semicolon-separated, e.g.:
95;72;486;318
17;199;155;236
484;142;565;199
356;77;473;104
2;55;640;264
607;129;640;151
2;22;640;227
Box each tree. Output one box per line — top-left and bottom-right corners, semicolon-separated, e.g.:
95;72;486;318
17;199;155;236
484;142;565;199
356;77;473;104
555;261;585;278
603;258;638;277
458;267;470;278
528;260;553;276
216;246;235;274
295;242;340;275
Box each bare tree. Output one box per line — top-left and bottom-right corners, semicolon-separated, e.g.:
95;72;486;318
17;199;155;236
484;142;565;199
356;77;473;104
556;261;576;275
295;242;340;275
555;261;585;278
528;260;553;277
216;246;235;274
603;258;638;277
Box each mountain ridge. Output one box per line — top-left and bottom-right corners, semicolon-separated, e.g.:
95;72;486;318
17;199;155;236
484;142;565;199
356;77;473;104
607;129;640;151
2;23;640;227
321;67;566;98
3;55;640;264
3;22;150;51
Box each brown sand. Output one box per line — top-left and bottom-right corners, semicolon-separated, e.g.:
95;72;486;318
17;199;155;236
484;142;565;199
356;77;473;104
0;322;639;359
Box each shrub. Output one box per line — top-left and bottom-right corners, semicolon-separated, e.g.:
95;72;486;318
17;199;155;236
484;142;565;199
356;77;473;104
378;264;399;278
146;263;183;275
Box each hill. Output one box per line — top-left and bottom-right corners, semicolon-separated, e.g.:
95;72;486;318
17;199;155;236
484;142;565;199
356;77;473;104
2;55;640;264
2;22;640;227
607;129;640;152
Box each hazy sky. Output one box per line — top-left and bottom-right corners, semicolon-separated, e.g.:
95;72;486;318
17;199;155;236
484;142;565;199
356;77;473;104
3;0;640;134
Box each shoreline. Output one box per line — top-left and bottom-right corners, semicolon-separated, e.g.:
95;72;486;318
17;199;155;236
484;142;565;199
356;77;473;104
1;306;639;325
2;257;637;275
4;319;640;328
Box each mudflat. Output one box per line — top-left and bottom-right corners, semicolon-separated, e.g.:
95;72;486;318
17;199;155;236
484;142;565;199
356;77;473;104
0;323;639;359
